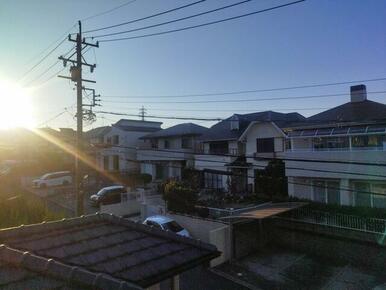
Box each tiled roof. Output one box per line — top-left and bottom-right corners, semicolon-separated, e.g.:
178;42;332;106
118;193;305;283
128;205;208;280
140;123;208;139
199;111;305;142
306;100;386;124
0;213;219;289
0;244;137;290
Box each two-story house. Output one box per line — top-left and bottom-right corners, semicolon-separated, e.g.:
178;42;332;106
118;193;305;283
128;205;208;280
137;123;207;181
284;85;386;208
195;111;305;193
86;119;162;173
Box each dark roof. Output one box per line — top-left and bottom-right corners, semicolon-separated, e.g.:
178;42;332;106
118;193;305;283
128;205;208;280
0;244;136;290
84;126;111;139
306;100;386;125
199;111;305;142
141;123;208;139
0;213;219;289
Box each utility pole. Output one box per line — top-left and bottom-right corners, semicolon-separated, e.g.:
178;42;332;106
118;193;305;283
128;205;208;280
75;21;83;216
58;21;99;216
139;106;146;121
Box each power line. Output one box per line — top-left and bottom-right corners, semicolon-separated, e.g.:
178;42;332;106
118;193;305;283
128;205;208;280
25;46;76;87
82;0;138;22
23;24;76;66
111;144;386;168
101;90;386;104
102;106;330;112
35;110;67;127
109;146;386;179
34;66;67;88
83;0;206;34
18;38;67;81
95;111;224;121
101;77;386;98
99;0;306;42
91;0;252;39
127;157;385;197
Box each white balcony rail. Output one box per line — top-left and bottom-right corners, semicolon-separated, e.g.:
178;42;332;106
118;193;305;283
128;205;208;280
287;146;385;152
281;207;386;234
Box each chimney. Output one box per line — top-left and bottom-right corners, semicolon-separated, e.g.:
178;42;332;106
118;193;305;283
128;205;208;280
350;84;367;103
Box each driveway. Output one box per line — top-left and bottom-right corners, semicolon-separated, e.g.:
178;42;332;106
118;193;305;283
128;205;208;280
217;246;386;290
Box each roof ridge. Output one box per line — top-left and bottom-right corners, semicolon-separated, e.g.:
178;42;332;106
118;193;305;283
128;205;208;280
0;213;102;240
0;244;141;290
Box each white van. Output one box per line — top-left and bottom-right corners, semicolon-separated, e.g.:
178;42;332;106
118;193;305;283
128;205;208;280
33;171;72;188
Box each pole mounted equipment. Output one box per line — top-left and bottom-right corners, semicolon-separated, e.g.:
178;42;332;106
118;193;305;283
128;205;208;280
57;20;99;216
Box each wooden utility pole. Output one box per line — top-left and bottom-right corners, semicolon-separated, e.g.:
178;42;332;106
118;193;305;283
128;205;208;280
58;21;99;216
75;21;83;215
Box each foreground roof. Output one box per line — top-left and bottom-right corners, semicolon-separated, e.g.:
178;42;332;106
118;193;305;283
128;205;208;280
199;111;305;141
0;213;219;289
306;100;386;125
141;123;207;139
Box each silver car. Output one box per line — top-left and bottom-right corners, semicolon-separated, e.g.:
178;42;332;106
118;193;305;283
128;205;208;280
143;215;191;237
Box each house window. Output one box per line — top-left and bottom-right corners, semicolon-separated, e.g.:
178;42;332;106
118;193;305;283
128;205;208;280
313;137;349;150
256;138;274;153
372;184;386;208
106;137;112;144
112;155;119;171
204;172;223;189
112;135;119;145
155;164;166;180
312;180;340;204
164;140;170;149
209;141;228;154
353;182;386;208
103;156;109;170
354;182;371;207
181;137;192;149
351;135;385;149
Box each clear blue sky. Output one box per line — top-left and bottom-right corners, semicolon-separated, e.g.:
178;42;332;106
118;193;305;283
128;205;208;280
1;0;385;130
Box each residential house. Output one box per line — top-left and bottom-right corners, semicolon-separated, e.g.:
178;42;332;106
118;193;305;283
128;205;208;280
86;119;162;173
137;123;207;181
195;112;305;193
240;114;305;192
0;213;219;289
284;85;386;207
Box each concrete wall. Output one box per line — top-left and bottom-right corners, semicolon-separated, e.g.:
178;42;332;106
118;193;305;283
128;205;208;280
100;192;141;216
166;213;230;267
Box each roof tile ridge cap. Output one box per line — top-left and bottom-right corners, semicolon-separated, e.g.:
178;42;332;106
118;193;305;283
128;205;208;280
106;214;217;252
0;214;102;241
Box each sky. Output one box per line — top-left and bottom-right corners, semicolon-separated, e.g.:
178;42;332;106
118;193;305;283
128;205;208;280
0;0;385;130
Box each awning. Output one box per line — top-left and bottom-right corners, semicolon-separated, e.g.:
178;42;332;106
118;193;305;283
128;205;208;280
222;202;307;220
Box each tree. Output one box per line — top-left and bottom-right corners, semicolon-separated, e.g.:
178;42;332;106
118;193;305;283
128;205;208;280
255;159;287;199
162;180;198;214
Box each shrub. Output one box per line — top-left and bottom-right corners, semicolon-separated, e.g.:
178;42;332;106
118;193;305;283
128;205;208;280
162;180;198;214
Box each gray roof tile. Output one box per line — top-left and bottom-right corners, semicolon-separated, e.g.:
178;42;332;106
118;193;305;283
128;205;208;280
0;213;220;288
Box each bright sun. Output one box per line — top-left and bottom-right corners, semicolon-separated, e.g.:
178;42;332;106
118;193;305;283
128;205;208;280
0;80;35;129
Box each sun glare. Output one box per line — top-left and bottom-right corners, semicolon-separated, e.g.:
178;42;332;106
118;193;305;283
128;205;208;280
0;80;35;129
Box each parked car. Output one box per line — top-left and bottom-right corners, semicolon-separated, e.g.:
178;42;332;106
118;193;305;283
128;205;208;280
33;171;72;188
89;185;126;207
143;215;191;237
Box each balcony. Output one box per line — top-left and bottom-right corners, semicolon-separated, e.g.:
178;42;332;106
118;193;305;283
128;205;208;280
137;147;194;161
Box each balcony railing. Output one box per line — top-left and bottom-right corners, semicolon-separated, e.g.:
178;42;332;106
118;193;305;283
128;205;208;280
287;145;386;153
281;207;386;234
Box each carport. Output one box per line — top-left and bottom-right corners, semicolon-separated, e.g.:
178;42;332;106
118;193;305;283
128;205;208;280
222;202;307;261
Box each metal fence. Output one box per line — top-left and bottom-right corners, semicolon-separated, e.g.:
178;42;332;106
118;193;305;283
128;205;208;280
282;207;386;234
